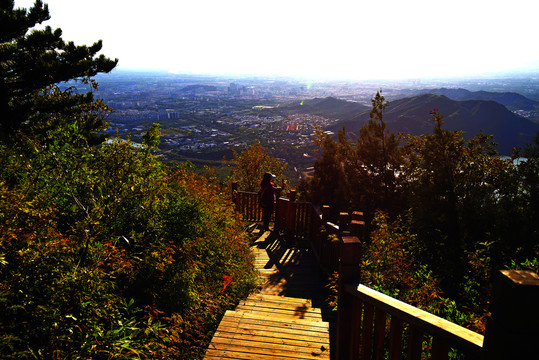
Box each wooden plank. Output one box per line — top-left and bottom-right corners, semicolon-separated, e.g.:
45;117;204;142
205;348;327;360
246;294;314;306
208;342;329;359
233;307;322;322
222;310;329;329
211;332;329;353
213;329;327;345
237;301;321;316
388;317;403;360
217;320;329;340
214;329;328;346
222;308;327;325
238;303;319;317
218;316;329;334
350;296;363;359
361;302;374;360
374;308;386;360
407;326;423;360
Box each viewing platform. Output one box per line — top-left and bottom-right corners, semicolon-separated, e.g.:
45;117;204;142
204;228;332;359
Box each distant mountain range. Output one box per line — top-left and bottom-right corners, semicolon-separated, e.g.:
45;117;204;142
398;88;539;111
283;95;539;155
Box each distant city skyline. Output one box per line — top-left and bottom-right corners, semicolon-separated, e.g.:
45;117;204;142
15;0;539;80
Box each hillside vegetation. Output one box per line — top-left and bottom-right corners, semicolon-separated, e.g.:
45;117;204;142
0;134;257;359
0;2;257;358
311;92;539;334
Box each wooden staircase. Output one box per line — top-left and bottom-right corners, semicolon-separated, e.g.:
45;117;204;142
204;229;331;359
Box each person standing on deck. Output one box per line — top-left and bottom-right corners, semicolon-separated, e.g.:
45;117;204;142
259;173;284;231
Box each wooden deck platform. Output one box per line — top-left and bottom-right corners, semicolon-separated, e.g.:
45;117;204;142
204;228;333;359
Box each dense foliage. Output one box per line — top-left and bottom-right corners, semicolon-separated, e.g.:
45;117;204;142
0;0;117;145
0;2;257;358
228;141;287;191
0;132;257;359
312;91;404;224
311;93;538;333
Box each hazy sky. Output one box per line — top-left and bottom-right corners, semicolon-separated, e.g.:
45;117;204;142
15;0;539;80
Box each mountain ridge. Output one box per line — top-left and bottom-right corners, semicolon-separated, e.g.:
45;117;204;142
298;94;539;155
401;88;539;111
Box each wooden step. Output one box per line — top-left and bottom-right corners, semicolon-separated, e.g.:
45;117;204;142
238;299;320;317
205;347;329;360
234;305;322;322
219;311;329;333
244;293;313;307
239;300;316;313
205;341;329;359
208;310;329;359
230;306;325;323
216;323;329;345
214;327;329;350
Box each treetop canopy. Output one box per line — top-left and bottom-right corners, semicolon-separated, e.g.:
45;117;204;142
0;0;117;144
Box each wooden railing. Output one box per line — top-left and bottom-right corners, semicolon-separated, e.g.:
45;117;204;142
275;190;318;241
231;184;348;272
336;236;485;360
231;183;539;359
231;184;263;222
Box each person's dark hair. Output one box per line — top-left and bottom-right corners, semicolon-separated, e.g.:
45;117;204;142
261;172;274;187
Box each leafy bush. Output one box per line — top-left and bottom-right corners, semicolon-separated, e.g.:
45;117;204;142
361;211;443;310
0;132;257;359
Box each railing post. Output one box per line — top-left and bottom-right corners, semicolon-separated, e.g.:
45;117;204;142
319;205;331;266
308;204;317;250
288;189;297;202
483;270;539;360
336;231;363;360
339;212;349;233
322;205;331;223
312;189;320;205
274;197;282;231
351;211;364;222
287;190;297;235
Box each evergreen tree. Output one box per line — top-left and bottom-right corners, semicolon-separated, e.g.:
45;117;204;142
405;109;465;293
402;109;535;298
0;0;117;145
311;125;346;209
310;91;403;220
355;91;402;214
518;132;539;262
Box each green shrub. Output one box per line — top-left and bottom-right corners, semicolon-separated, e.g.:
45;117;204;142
0;134;257;359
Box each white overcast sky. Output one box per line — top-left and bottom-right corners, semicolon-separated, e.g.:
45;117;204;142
14;0;539;80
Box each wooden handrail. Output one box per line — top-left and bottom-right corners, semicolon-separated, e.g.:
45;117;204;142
345;283;483;357
230;182;539;359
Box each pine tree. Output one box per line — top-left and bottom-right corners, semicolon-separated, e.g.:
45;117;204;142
311;126;346;209
0;0;117;144
356;90;401;213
